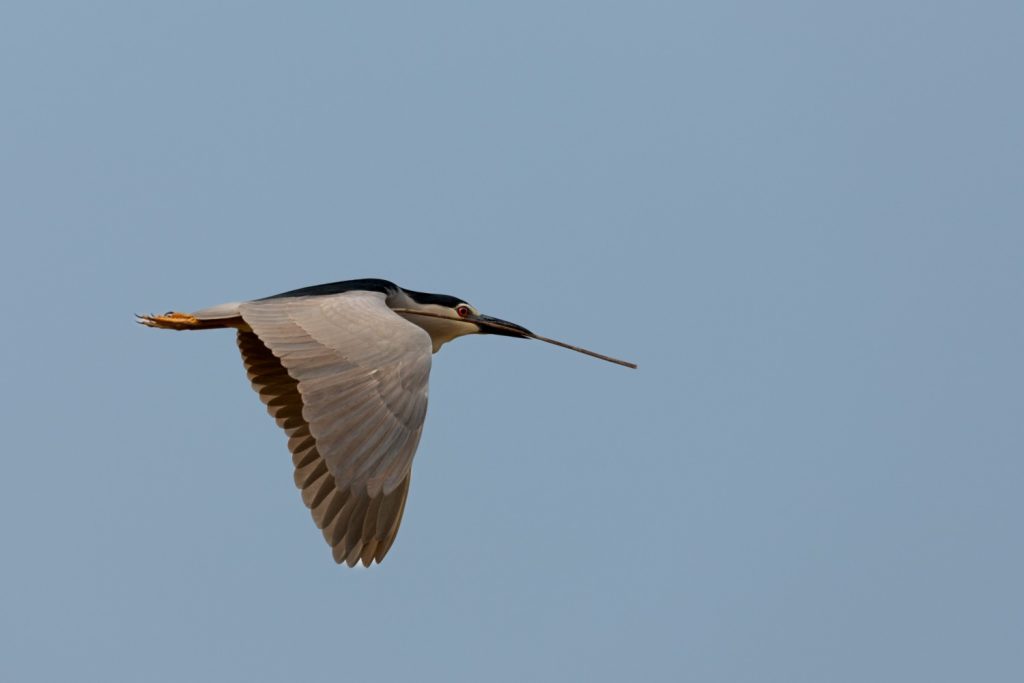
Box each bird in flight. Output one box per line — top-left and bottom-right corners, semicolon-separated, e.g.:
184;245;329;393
138;278;635;566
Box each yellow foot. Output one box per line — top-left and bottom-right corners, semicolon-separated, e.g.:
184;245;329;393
136;311;201;330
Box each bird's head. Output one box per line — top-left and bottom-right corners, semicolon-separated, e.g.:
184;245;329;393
390;285;635;368
392;289;532;352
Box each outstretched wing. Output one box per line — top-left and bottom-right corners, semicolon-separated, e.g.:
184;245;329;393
236;291;432;566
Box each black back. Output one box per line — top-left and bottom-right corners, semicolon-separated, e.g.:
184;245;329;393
259;278;400;300
259;278;466;309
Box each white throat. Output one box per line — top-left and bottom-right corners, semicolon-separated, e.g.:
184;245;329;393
388;293;476;352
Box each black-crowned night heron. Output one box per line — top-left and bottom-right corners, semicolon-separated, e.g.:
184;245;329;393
139;278;635;566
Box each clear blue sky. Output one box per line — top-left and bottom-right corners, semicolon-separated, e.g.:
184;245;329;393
2;2;1022;681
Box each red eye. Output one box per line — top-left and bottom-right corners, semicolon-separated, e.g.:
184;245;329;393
456;305;470;318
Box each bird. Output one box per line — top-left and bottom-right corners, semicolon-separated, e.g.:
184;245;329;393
138;278;635;566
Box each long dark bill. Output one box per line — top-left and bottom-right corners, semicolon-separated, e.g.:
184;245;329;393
392;308;638;369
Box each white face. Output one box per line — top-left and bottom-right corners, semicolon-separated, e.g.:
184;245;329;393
400;302;480;352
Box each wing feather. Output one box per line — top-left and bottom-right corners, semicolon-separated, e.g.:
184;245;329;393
235;291;431;566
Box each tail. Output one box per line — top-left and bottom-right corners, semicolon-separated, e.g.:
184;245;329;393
137;301;244;331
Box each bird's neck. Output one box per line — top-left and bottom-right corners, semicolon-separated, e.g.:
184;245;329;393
388;292;475;353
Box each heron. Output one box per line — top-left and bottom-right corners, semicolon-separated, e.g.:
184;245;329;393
138;278;635;566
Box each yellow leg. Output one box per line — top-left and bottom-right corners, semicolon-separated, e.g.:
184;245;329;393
136;311;201;330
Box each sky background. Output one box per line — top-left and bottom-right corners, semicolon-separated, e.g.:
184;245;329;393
2;2;1022;681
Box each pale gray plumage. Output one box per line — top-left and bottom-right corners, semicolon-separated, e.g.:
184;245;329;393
139;277;634;567
237;291;429;566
